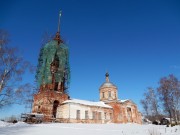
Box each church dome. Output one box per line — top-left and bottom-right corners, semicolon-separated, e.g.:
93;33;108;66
99;72;117;89
100;82;117;89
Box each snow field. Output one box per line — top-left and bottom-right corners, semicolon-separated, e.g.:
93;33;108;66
0;121;180;135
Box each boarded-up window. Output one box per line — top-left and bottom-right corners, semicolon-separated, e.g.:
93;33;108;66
85;111;88;119
76;110;80;119
92;111;96;119
98;112;102;120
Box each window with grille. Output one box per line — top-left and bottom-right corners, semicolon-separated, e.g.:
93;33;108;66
92;111;96;120
85;111;88;119
98;112;102;120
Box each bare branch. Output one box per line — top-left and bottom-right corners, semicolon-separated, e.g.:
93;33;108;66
0;29;35;108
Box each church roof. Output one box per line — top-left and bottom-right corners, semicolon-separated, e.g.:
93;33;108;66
62;99;112;108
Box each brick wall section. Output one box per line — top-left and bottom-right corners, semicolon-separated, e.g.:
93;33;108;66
107;101;142;124
32;90;68;121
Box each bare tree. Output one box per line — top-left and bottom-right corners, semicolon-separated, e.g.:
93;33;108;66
141;87;160;121
0;29;34;108
140;99;149;117
148;88;159;117
157;74;180;124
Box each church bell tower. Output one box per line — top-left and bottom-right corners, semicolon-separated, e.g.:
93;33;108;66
32;11;70;121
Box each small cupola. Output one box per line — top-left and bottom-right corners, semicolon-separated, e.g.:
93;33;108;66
99;72;118;102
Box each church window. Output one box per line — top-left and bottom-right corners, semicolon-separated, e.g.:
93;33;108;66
108;91;111;98
102;92;105;98
92;111;96;120
76;110;80;120
98;112;102;120
85;111;88;119
104;112;107;119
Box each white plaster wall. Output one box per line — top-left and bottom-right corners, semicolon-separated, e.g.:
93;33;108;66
57;103;111;121
69;103;90;119
57;104;69;119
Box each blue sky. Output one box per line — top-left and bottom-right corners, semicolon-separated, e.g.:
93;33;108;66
0;0;180;118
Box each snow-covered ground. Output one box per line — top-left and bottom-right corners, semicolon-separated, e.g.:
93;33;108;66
0;121;180;135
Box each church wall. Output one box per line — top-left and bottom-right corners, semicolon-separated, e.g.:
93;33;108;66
56;103;113;123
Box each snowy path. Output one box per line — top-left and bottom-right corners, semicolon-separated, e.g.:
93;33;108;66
0;122;180;135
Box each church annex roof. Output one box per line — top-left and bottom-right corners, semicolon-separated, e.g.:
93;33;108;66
118;99;136;105
62;99;112;108
119;99;129;103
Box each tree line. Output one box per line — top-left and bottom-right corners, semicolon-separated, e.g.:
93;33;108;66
141;74;180;124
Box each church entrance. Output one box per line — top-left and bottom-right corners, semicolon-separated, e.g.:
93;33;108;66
127;107;132;122
52;100;59;118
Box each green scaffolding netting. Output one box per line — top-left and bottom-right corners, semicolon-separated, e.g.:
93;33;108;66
35;40;70;88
